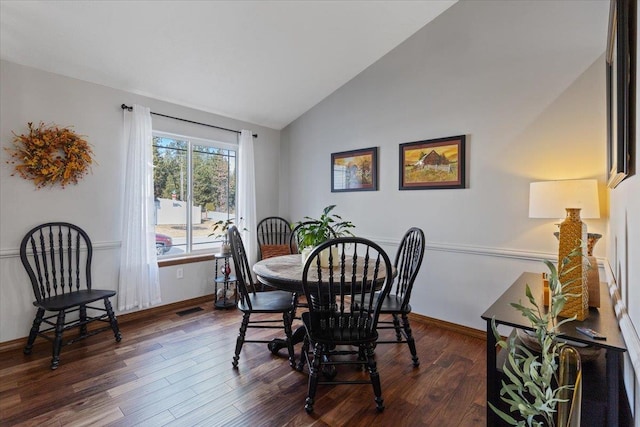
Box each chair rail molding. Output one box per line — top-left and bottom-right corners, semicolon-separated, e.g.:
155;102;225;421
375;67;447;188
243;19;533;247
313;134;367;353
0;240;121;259
370;236;605;267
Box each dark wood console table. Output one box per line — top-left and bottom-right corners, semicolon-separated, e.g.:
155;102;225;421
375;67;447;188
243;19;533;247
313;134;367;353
481;272;627;426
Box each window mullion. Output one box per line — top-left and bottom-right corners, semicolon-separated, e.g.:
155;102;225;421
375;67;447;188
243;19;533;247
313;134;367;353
186;140;193;252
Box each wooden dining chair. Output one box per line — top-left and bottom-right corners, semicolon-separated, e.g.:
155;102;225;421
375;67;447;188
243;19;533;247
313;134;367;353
20;222;121;369
289;221;310;254
256;216;292;260
227;225;297;368
299;237;394;413
373;227;425;366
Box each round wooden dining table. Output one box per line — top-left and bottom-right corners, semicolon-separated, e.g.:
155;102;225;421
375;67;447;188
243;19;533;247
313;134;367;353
253;253;395;292
253;254;307;293
253;253;395;357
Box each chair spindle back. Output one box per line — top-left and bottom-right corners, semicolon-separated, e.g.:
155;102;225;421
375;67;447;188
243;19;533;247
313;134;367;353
392;227;425;311
302;237;393;338
257;217;292;259
228;225;258;309
20;222;93;303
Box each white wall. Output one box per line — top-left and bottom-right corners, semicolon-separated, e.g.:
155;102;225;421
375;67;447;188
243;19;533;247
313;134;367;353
604;4;640;417
0;59;282;342
282;1;609;330
609;145;640;423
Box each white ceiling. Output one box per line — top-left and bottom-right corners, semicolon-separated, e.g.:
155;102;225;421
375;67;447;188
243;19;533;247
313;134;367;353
0;0;456;130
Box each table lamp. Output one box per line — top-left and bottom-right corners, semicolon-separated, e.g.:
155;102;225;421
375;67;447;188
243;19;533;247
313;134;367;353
529;179;600;320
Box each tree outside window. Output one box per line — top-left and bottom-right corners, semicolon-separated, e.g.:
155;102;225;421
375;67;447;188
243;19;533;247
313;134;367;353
152;134;236;257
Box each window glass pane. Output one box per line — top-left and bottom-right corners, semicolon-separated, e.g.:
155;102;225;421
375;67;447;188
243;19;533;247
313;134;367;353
153;136;187;256
192;143;236;252
152;134;237;258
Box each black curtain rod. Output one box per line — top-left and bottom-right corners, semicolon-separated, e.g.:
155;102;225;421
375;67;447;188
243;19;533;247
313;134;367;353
121;104;257;138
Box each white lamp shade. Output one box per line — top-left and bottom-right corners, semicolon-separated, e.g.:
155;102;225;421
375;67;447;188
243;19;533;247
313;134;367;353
529;179;600;219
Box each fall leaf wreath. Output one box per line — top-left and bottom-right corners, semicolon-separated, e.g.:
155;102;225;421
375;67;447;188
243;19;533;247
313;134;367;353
5;122;94;188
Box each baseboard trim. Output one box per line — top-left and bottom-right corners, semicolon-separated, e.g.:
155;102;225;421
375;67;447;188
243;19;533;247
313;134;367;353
0;295;214;354
409;312;486;341
115;295;214;325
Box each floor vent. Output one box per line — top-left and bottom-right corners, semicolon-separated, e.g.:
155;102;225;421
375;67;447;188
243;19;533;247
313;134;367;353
176;307;204;316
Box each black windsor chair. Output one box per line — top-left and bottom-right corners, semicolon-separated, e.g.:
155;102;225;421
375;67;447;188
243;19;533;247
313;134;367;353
289;221;312;254
299;237;394;413
227;225;297;368
372;227;425;366
20;222;121;369
256;216;292;260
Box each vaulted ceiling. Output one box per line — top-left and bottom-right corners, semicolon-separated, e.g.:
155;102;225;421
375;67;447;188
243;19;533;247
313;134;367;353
0;1;456;129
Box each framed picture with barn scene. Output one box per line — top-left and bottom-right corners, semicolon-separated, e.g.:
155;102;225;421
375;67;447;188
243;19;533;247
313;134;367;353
399;135;466;190
331;147;378;192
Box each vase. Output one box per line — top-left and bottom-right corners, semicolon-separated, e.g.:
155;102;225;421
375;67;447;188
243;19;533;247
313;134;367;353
319;246;338;268
557;346;582;427
554;232;601;308
221;242;231;255
301;246;314;266
585;233;602;308
557;208;589;321
301;246;338;267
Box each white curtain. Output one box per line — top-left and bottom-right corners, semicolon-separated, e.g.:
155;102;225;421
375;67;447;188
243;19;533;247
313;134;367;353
237;129;257;268
118;104;161;311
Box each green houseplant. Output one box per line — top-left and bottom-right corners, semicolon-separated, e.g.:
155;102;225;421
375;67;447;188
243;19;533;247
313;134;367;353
209;217;243;254
490;249;583;427
295;205;355;265
295;205;355;250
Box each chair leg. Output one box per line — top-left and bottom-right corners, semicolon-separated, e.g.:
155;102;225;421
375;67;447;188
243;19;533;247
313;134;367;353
104;298;122;342
24;308;45;355
233;312;250;368
297;334;309;371
357;345;367;371
282;311;295;368
365;343;385;412
51;310;66;370
401;313;419;367
305;343;322;413
392;314;402;341
79;304;88;337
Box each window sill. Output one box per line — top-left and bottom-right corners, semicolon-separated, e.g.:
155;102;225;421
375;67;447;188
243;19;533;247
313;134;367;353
158;253;217;267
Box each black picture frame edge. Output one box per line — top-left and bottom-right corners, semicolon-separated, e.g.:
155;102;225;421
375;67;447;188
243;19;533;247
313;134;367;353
398;134;466;190
330;146;379;193
607;0;636;189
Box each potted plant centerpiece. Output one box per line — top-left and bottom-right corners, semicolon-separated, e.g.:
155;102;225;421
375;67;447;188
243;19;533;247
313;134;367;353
295;205;355;266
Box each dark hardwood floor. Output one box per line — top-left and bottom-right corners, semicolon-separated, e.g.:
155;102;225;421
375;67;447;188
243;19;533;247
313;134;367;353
0;301;486;426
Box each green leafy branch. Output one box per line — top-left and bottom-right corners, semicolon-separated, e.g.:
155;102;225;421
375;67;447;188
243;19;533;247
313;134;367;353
208;217;245;242
489;248;584;426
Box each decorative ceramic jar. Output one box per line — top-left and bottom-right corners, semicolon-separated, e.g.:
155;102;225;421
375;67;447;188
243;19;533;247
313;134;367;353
557;208;589;321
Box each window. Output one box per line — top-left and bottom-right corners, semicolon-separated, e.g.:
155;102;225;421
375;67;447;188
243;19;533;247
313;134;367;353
152;132;237;257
